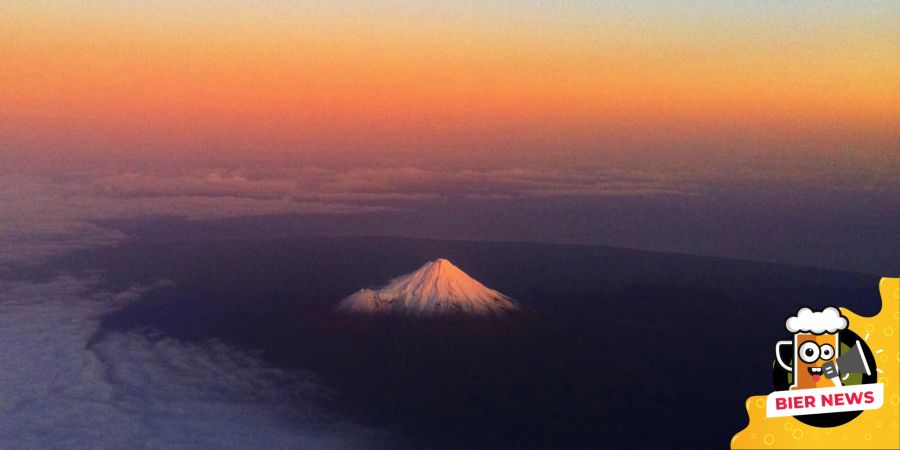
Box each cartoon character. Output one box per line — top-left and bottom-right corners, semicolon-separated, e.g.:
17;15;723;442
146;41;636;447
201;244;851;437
775;307;846;390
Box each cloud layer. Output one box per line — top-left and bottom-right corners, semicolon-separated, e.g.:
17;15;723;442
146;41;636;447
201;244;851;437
4;158;894;272
0;276;385;449
0;164;698;266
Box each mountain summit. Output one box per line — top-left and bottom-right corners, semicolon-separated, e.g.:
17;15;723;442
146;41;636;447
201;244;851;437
336;259;521;316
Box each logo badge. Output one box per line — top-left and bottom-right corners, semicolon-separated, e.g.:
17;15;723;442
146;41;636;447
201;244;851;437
768;307;882;425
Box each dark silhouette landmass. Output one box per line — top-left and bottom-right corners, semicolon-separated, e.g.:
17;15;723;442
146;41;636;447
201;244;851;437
35;235;879;449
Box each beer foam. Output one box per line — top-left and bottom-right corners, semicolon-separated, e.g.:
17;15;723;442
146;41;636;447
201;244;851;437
785;307;848;334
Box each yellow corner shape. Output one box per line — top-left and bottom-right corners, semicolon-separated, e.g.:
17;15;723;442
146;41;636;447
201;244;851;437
731;278;900;449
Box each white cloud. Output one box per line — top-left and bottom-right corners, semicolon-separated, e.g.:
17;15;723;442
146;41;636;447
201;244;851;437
0;276;386;449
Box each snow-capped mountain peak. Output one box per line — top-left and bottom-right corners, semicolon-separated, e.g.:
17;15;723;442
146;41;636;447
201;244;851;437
336;259;520;316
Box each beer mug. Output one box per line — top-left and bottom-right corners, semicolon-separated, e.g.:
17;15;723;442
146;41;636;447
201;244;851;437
776;331;839;390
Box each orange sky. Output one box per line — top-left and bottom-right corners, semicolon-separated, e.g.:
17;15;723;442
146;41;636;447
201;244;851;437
2;2;898;167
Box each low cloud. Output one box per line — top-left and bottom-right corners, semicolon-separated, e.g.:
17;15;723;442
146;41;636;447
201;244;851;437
86;166;697;202
0;165;698;266
0;172;384;266
0;275;385;449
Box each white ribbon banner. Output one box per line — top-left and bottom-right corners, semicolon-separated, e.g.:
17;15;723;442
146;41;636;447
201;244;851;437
766;383;883;418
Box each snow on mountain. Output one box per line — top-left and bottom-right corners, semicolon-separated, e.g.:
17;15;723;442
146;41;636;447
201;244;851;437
335;259;521;317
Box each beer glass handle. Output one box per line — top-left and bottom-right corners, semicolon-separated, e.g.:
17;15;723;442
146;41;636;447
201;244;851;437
775;340;793;371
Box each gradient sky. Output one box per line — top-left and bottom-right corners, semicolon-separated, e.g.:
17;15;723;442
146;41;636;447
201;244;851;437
2;1;899;274
3;1;898;169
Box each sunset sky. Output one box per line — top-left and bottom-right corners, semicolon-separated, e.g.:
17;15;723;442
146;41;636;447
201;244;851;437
1;1;898;274
3;1;898;168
